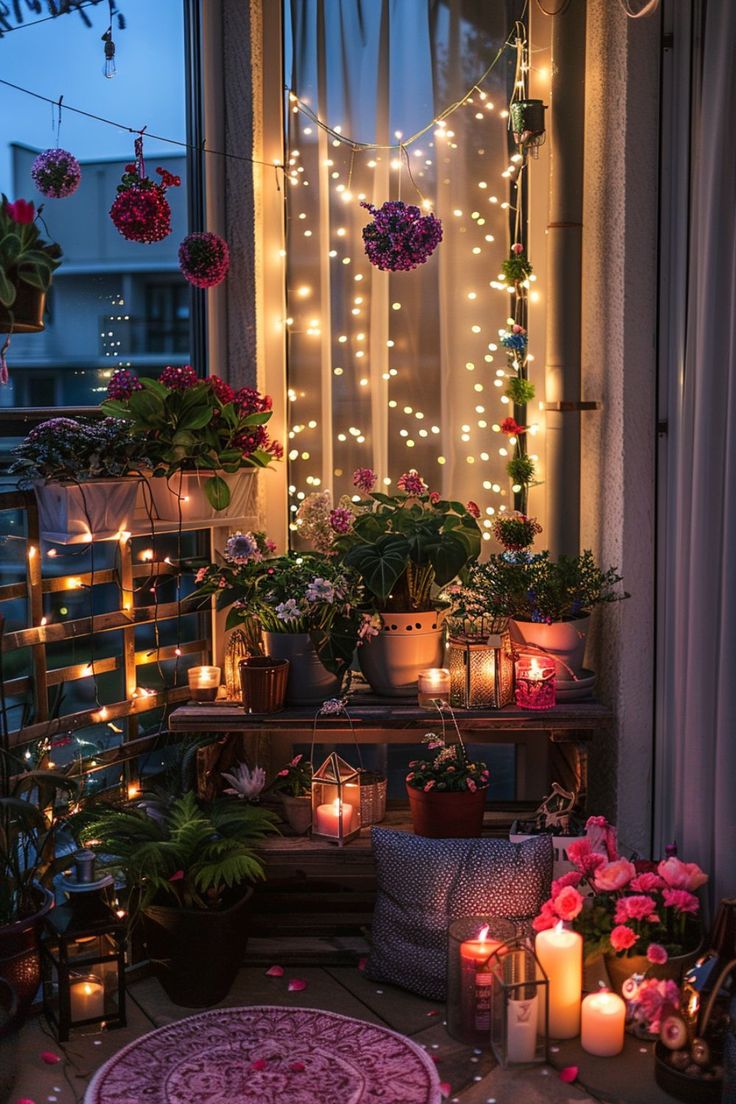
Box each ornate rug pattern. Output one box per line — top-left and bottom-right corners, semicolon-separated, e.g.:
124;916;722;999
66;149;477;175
84;1005;442;1104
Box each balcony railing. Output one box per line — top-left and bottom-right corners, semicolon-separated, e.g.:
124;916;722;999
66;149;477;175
99;316;190;358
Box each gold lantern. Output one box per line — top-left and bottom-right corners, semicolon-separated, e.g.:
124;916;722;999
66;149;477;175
448;630;515;709
311;752;362;846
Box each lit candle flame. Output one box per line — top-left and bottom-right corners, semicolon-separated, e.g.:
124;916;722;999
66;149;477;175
478;924;490;943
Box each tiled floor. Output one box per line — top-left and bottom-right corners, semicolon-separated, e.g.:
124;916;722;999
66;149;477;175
10;940;675;1104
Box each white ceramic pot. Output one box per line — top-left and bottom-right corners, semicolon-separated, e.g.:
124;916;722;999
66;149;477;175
358;610;445;697
142;469;257;523
509;615;591;678
262;631;343;705
34;478;138;544
509;832;588;882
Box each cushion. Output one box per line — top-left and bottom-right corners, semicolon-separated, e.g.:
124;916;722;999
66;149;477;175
365;828;552;1000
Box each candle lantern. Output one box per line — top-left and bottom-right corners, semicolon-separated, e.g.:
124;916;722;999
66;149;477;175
447;916;517;1045
310;752;362;846
490;942;549;1067
515;655;556;711
448;631;514;710
41;851;126;1042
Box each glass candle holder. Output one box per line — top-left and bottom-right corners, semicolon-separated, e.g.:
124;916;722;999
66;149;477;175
490;943;549;1067
448;633;515;709
417;667;450;708
447;916;517;1045
187;665;221;702
514;656;556;710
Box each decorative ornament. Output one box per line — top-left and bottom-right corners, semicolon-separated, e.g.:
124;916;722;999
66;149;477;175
510;99;547;157
109;136;180;244
31;148;81;199
178;231;230;288
360;200;442;271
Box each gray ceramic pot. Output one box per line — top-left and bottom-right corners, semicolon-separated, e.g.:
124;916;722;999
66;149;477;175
262;631;342;706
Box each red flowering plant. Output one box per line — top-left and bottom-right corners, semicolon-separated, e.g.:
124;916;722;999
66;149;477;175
101;368;281;510
405;731;489;795
532;817;708;964
0;194;62;315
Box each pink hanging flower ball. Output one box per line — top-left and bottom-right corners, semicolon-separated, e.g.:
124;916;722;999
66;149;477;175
31;148;81;199
179;231;230;288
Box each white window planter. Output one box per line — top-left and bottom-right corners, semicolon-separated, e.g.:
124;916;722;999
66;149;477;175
33;478;139;544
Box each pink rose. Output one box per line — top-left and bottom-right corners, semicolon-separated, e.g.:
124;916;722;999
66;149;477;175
647;943;668;965
614;895;659;924
532;900;558;932
610;924;638;953
593;858;636;892
630;872;665;893
662;888;700;914
567;838;606;876
551;871;582;898
658;857;708;892
554;885;584;921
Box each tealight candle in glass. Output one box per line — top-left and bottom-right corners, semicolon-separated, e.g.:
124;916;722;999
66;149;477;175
514;656;556;710
417;668;450;708
187;665;221;702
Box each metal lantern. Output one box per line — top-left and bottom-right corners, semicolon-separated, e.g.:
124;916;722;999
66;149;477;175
510;99;547;155
310;752;362;846
448;630;515;709
41;851;126;1042
490;942;549;1067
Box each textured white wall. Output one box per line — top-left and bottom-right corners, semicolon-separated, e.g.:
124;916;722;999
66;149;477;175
580;1;660;852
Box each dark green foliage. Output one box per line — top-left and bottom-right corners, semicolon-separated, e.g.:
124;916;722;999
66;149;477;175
507;454;536;484
505;376;536;405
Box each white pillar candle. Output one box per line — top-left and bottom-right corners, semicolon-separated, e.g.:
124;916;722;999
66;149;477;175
581;989;626;1056
507;993;539;1063
534;923;582;1039
314;798;354;838
70;975;105;1021
417;668;451;707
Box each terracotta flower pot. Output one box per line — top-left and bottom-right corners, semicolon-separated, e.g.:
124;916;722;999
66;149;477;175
359;611;445;697
406;784;488;839
279;793;312;835
262;631;343;705
0;283;45;333
604;943;703;996
509;615;591;678
0;886;54;1022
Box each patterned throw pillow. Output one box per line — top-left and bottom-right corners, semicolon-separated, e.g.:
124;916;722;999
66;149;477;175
365;828;552;1001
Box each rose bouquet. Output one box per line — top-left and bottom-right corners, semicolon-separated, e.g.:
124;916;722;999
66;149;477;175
533;817;707;966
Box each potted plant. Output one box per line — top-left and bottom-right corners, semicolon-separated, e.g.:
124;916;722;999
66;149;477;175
193;535;364;705
0;196;62;333
100;368;282;520
268;754;313;834
78;790;278;1007
509;783;592;880
10;417;147;542
532;821;707;994
0;753;79;1021
405;730;490;838
303;468;481;696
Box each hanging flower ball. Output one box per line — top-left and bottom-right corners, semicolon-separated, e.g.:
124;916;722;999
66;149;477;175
360;200;442;272
31;148;81;199
179;231;230;288
110;165;179;244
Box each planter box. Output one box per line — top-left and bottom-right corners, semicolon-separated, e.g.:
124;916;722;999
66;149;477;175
142;469;257;524
34;478;138;544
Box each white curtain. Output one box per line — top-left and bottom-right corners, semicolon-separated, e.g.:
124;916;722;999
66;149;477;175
283;0;528;534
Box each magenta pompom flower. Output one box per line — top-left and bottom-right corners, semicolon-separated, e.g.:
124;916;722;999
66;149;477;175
31;148;81;199
329;507;353;534
647;943;669;965
107;368;142;400
397;470;428;496
110;163;179;244
179;231;230;288
353;467;377;493
160;364;198;390
360;200;442;271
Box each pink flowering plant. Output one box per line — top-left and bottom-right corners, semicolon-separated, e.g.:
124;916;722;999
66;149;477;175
532;818;707;963
326;469;481;613
405;732;490;794
101;369;281;510
267;754;313;798
0;194;62;314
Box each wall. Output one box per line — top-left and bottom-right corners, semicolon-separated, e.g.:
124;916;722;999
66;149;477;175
578;0;660;852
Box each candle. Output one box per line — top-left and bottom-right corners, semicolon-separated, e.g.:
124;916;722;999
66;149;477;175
581;989;625;1056
535;922;582;1038
69;975;105;1021
314;798;354;838
460;924;504;1035
187;665;221;702
417;667;451;708
507;993;539;1063
515;656;556;710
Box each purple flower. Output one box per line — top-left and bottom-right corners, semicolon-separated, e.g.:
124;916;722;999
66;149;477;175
224;531;261;565
31;148;81;199
353;467;377;493
360;201;443;272
397;470;428;496
107;368;142;400
329;507;353;534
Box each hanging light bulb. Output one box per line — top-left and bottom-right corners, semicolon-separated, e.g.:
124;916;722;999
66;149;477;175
102;30;117;79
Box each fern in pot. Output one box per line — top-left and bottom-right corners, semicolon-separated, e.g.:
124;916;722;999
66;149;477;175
78;790;278;1007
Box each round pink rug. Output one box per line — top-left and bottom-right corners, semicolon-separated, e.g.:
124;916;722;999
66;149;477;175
84;1005;442;1104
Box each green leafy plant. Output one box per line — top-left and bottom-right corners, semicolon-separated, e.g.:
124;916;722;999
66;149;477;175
0;751;79;925
267;753;313;798
0;195;62;311
509;550;628;623
100;369;281;510
78;790;278;912
405;732;490;793
10;416;147;486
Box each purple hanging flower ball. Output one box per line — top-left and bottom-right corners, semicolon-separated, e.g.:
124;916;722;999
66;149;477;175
179;231;230;288
360;200;443;272
31;148;82;199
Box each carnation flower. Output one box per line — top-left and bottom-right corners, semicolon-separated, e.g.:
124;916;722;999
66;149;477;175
353;467;377;493
551;871;582;898
567;838;607;876
329;507;353;534
630;872;665;894
224;531;260;565
179;231;230;288
609;924;638;953
614;895;659;924
647;944;668;965
361;200;442;271
276;598;301;621
107;368;142;400
31;148;81;198
397;470;428;496
662;888;700;914
160;364;198;390
207;375;235;404
554;885;584;921
305;577;335;604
